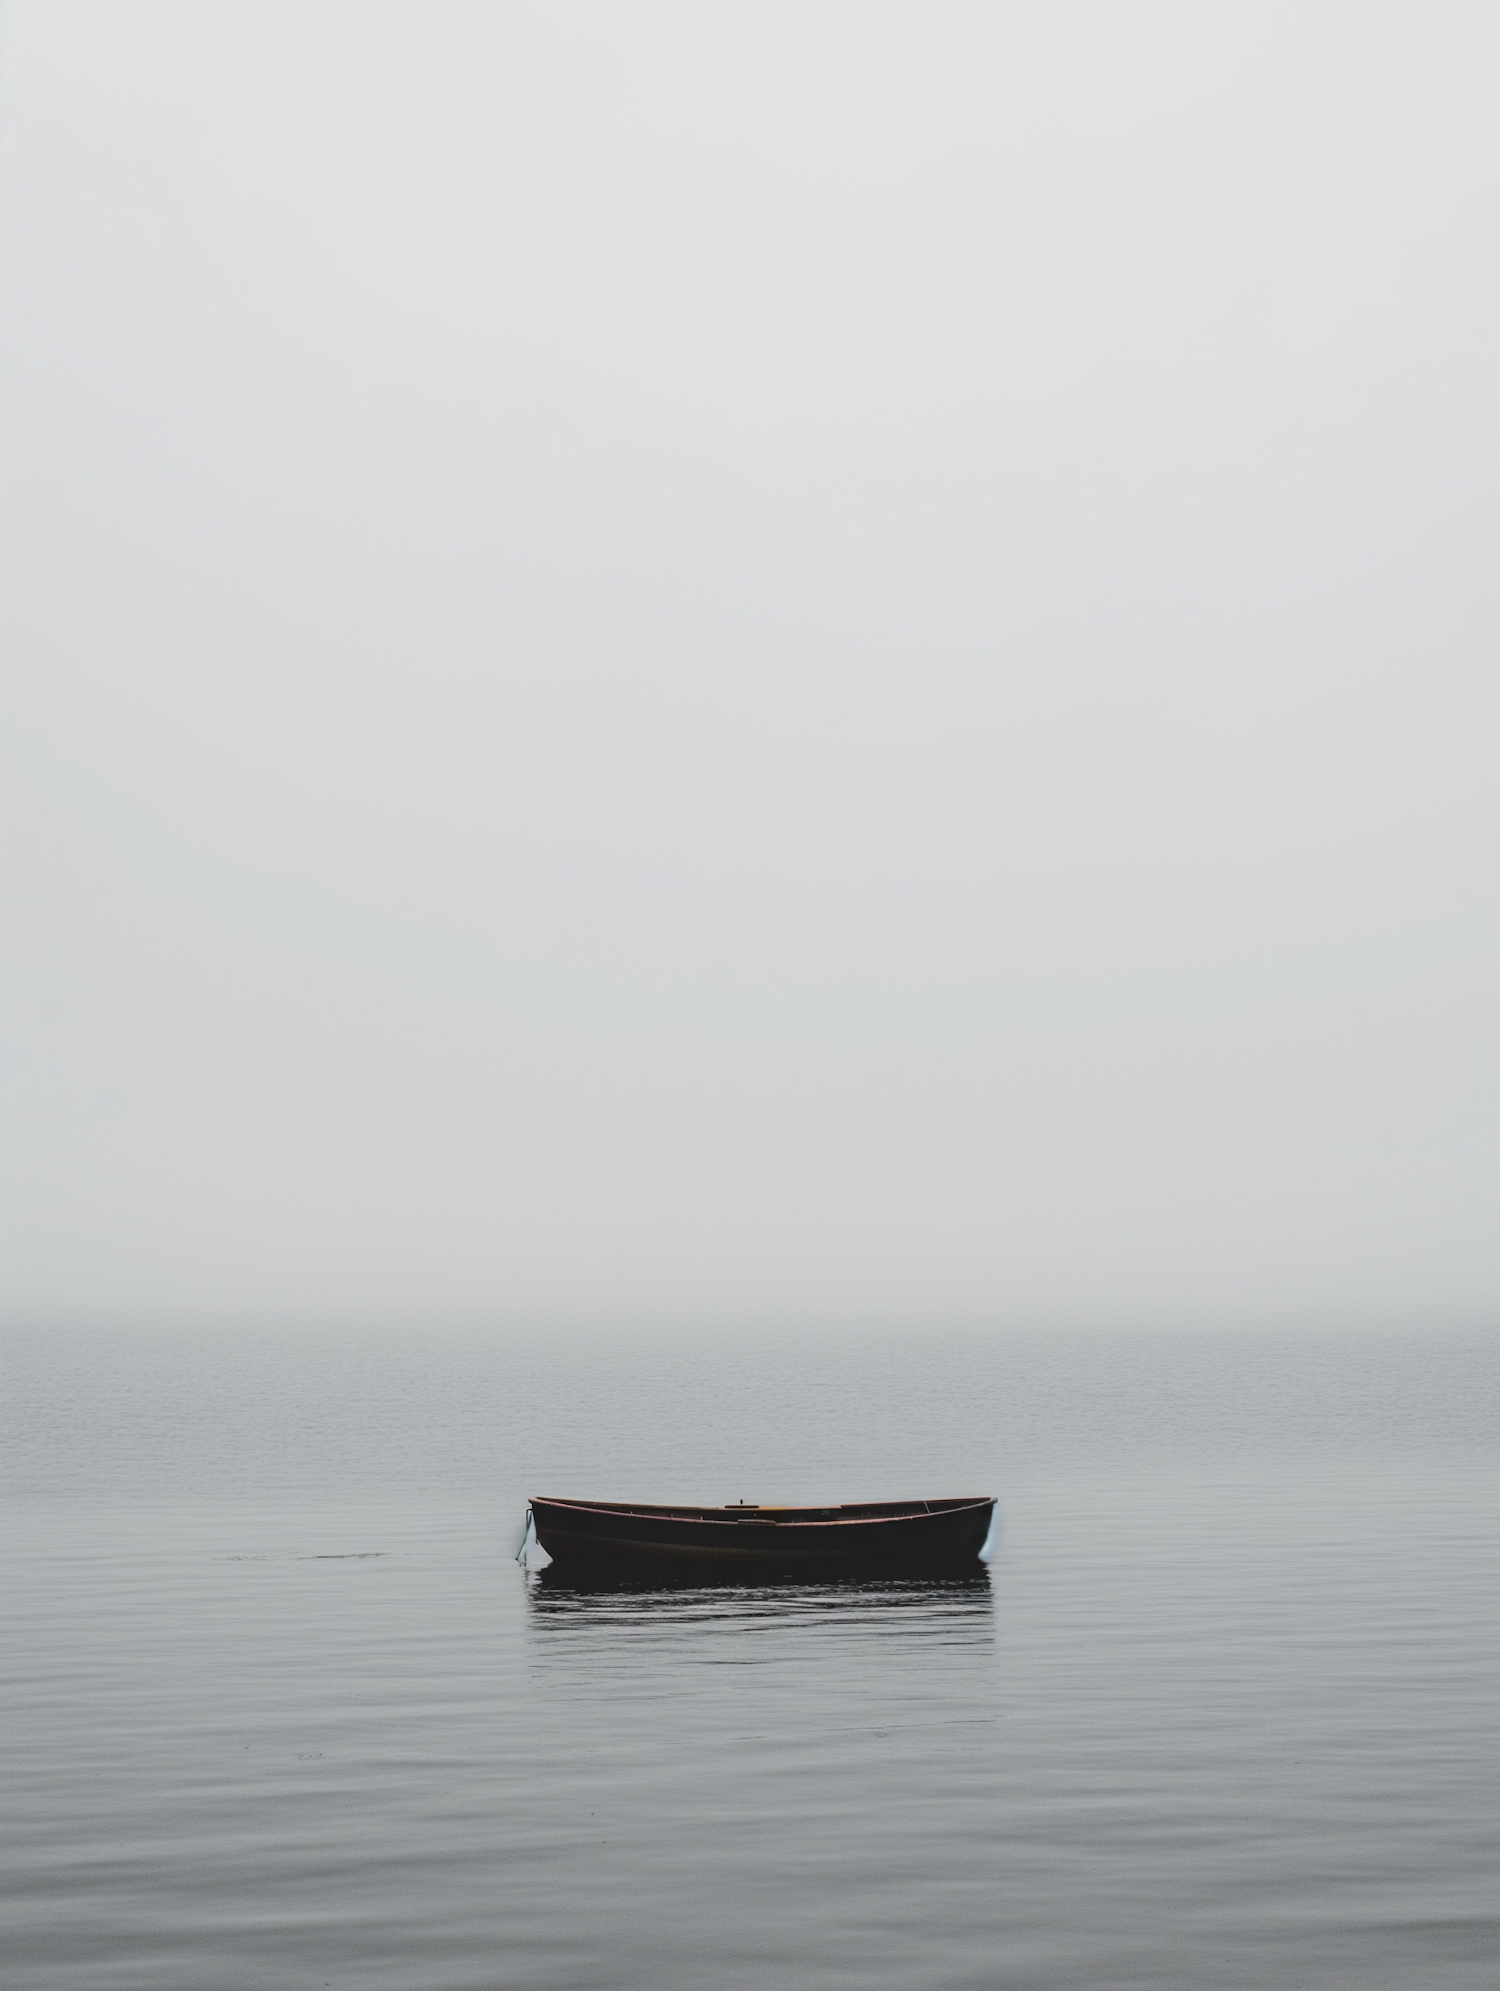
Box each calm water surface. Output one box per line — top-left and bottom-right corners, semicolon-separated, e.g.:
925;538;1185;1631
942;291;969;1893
3;1325;1497;1988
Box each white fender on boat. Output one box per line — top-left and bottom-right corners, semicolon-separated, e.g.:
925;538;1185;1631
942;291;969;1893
977;1503;1002;1563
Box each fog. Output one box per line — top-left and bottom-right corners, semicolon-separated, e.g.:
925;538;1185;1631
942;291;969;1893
3;2;1495;1327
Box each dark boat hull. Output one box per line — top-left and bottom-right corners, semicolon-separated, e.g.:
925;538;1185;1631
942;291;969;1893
527;1496;996;1573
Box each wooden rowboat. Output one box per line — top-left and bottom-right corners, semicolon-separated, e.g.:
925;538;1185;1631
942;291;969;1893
524;1495;996;1573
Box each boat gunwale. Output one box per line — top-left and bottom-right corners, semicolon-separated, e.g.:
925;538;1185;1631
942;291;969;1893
529;1494;994;1532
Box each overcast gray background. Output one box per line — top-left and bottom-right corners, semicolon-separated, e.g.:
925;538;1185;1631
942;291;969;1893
3;2;1495;1329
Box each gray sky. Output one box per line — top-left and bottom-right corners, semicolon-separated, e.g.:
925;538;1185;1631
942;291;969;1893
3;2;1495;1328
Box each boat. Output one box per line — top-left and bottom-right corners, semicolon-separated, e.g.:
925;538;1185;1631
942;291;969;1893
521;1495;997;1573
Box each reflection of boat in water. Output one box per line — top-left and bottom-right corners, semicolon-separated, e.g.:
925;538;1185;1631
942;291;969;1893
524;1495;996;1575
526;1562;995;1660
